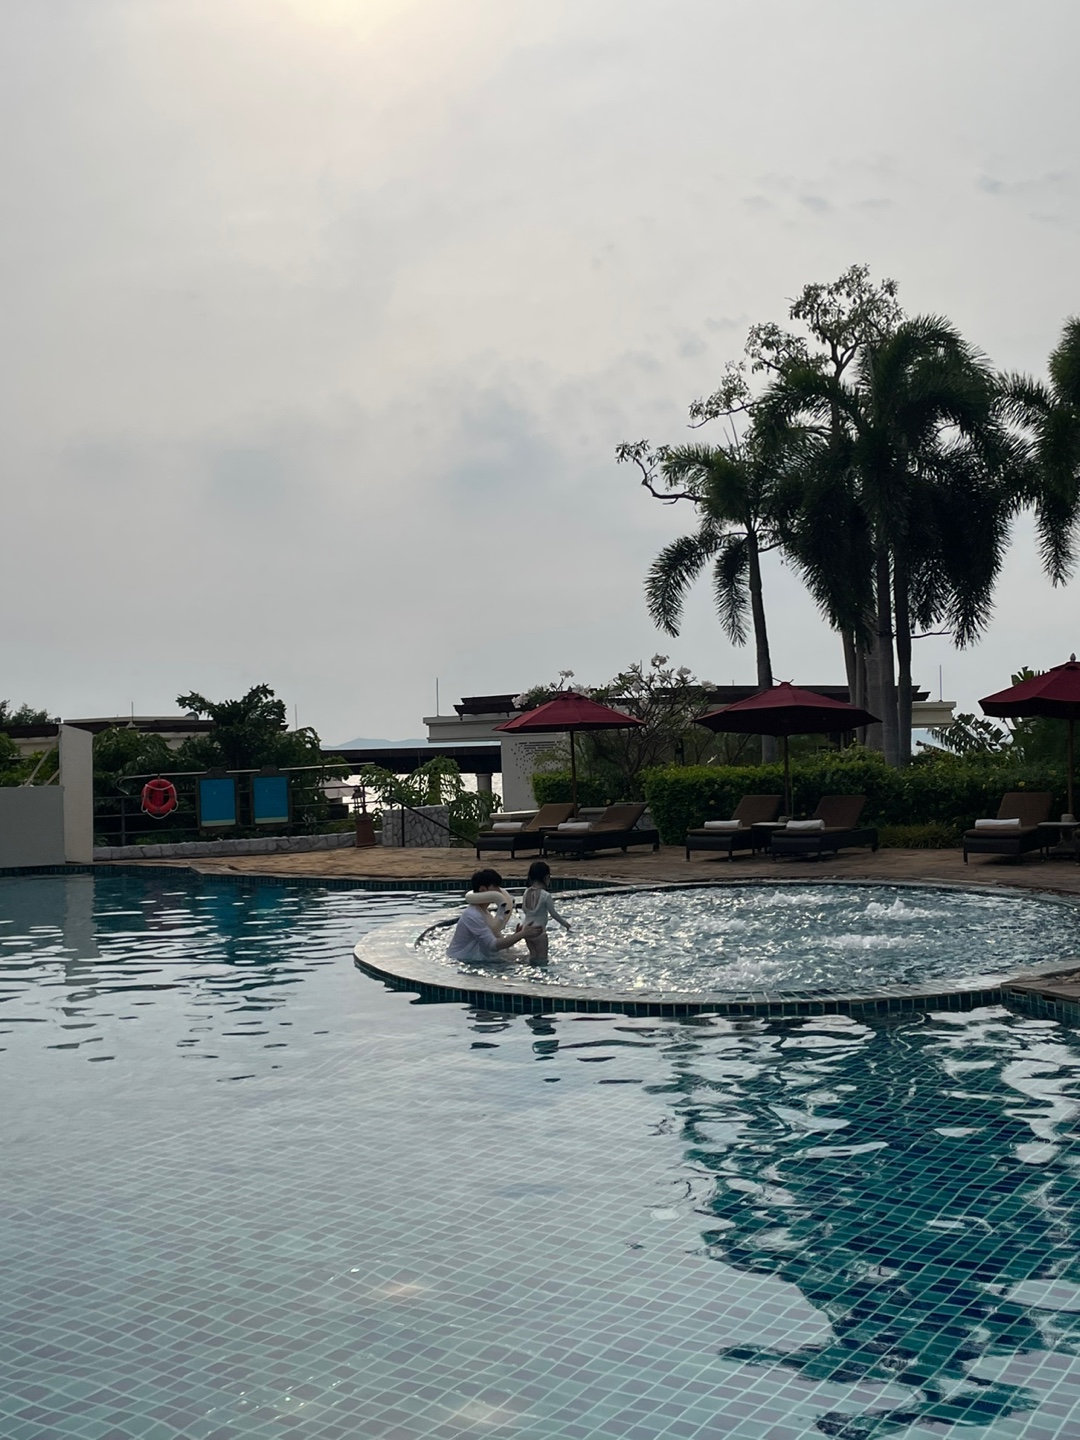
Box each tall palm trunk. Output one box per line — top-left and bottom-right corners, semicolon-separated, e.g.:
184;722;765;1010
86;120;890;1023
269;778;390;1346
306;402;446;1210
892;559;913;767
842;630;871;747
869;546;900;765
746;530;776;762
842;630;857;701
855;645;870;746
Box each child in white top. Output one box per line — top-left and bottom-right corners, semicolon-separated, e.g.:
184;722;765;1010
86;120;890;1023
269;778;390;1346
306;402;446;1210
521;860;570;962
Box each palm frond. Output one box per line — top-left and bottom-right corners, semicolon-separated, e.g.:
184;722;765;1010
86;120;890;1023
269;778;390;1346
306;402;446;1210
1049;316;1080;409
712;534;749;645
645;526;720;635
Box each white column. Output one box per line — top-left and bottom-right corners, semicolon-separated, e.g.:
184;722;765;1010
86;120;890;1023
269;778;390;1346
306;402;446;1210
59;724;94;863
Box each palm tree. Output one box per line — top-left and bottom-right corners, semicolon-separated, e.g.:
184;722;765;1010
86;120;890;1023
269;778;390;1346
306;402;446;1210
630;436;782;760
1005;317;1080;583
761;317;1015;765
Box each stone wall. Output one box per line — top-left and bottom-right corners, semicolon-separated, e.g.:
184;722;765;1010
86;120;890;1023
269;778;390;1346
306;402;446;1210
94;832;357;861
379;805;452;848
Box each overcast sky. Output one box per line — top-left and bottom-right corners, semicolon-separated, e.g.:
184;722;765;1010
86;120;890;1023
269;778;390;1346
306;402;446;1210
2;0;1078;742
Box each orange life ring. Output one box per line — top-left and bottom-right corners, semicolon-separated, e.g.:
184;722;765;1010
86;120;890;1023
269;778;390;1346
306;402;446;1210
141;778;178;818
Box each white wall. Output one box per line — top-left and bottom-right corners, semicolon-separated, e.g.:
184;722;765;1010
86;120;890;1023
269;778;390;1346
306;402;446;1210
0;724;94;867
59;724;94;863
500;735;560;810
0;787;66;867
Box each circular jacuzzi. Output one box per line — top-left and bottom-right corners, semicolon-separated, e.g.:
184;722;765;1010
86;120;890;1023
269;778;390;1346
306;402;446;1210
354;881;1080;1017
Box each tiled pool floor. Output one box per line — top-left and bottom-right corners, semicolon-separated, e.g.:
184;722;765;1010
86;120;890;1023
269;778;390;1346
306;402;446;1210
4;873;1080;1439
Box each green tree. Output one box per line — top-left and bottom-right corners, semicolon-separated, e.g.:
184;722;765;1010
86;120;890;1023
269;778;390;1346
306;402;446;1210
1006;316;1080;582
92;727;175;797
618;435;783;760
691;265;906;736
523;658;758;801
354;757;496;843
622;265;904;758
929;667;1070;767
175;685;323;771
0;701;52;728
0;701;58;786
761;315;1015;765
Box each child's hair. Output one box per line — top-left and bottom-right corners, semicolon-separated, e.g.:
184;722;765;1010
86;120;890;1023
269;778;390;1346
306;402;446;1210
526;860;551;888
471;868;504;890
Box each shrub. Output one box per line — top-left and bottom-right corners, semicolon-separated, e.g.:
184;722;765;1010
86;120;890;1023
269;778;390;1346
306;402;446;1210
532;771;613;809
642;753;1067;845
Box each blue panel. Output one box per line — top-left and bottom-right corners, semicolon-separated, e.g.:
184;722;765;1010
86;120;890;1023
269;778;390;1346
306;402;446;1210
252;775;290;825
198;777;237;828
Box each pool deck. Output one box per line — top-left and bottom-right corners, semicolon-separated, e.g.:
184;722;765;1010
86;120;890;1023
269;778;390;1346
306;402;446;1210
146;842;1080;894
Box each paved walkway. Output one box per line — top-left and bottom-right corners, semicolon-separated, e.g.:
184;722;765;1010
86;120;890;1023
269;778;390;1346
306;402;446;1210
125;843;1080;898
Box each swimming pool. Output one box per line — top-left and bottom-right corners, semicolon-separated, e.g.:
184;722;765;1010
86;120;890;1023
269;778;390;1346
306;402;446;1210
5;870;1080;1439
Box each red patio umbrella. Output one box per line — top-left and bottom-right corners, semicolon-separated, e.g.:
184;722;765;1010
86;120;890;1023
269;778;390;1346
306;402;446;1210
981;656;1080;817
495;692;645;811
694;682;880;817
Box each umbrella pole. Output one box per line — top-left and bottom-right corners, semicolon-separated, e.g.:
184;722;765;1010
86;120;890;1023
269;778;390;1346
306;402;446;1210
570;731;578;814
1070;718;1075;819
783;736;791;818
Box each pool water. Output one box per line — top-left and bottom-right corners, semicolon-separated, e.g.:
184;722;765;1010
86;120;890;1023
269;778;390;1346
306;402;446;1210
425;884;1080;995
5;871;1080;1440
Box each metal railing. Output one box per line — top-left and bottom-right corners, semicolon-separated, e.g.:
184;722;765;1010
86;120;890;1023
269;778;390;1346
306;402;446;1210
94;764;350;849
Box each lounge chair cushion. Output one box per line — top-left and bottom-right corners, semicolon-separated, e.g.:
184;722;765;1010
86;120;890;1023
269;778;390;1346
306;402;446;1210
704;820;743;831
993;793;1054;826
525;804;575;831
590;803;648;832
974;817;1021;830
491;822;524;832
787;819;826;832
557;821;592;832
813;796;867;829
731;795;783;826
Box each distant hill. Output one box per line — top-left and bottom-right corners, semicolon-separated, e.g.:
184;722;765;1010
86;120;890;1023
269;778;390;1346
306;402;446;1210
331;736;497;751
331;737;431;750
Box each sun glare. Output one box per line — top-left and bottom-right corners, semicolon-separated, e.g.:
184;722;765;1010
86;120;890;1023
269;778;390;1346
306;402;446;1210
278;0;417;39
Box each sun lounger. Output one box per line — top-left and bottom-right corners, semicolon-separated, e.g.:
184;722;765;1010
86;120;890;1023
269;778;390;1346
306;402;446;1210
685;795;783;860
962;792;1054;863
769;796;878;859
474;803;576;858
541;803;660;859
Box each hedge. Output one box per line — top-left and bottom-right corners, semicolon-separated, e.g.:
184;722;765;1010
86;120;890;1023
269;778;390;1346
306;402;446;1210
532;772;615;809
639;755;1068;846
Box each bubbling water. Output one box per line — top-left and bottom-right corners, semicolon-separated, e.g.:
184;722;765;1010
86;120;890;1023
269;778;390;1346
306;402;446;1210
426;883;1080;996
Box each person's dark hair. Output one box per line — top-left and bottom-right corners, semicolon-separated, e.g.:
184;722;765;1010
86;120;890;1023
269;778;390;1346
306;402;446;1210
471;868;504;890
526;860;551;887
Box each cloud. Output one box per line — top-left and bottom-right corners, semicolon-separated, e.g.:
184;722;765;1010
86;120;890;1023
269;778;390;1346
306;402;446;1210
1;0;1079;736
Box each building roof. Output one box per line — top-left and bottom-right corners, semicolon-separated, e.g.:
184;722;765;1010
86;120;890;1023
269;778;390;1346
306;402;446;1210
2;716;215;740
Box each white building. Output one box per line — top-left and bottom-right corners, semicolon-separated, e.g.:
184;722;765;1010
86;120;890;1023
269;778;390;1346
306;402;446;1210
424;695;560;810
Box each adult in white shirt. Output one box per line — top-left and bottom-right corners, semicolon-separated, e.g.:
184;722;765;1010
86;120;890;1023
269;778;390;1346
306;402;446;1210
447;869;540;962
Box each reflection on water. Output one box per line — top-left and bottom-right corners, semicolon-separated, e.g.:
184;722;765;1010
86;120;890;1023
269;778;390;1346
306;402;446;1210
658;1008;1080;1436
0;872;450;1076
7;873;1080;1438
427;883;1080;994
